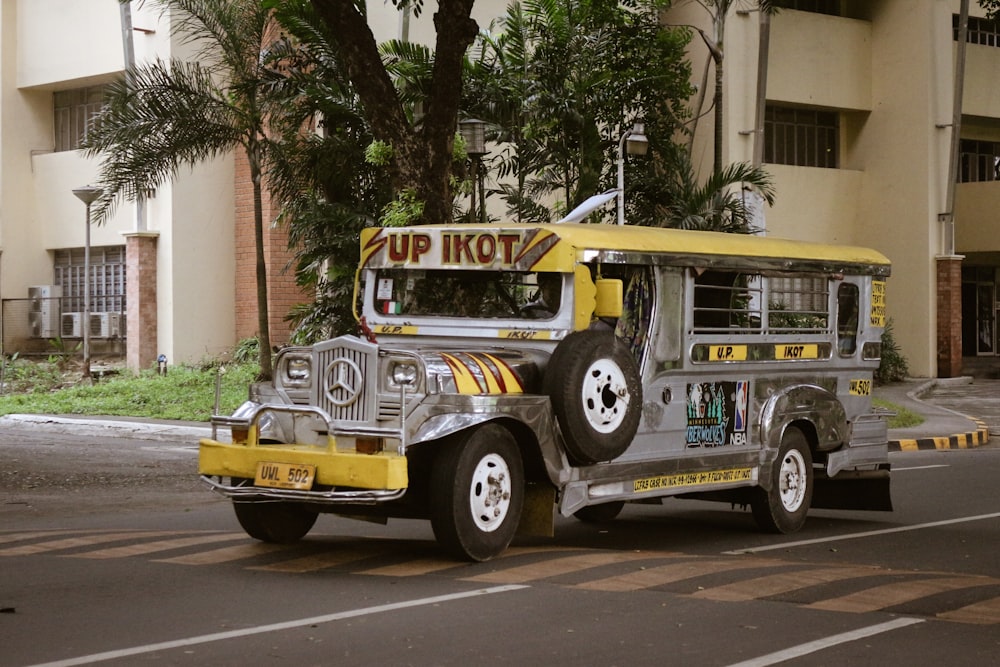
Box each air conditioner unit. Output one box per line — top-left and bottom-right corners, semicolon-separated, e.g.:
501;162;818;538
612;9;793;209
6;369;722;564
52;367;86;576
61;312;83;338
28;285;62;313
90;313;122;339
29;310;60;338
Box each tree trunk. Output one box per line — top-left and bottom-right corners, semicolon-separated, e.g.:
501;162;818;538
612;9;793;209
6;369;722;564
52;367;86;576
310;0;478;224
247;138;273;381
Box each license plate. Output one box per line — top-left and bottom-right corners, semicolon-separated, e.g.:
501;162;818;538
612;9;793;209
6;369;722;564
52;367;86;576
255;462;316;490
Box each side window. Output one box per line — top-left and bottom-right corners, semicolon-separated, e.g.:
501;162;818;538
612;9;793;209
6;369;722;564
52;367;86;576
614;267;655;360
693;270;762;332
837;283;860;355
653;268;683;363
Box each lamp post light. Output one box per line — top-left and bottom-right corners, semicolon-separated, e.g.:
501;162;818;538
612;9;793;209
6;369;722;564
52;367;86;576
459;118;487;223
616;122;648;226
72;185;103;381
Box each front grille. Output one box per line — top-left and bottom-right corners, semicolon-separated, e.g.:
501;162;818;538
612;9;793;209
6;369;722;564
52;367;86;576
312;338;378;426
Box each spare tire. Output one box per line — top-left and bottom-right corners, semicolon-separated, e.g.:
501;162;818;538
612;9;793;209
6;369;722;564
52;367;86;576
544;330;642;465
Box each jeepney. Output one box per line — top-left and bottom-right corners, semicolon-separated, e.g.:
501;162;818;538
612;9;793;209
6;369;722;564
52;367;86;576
199;223;893;561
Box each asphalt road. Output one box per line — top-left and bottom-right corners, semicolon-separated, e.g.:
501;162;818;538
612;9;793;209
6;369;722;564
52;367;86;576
2;426;999;666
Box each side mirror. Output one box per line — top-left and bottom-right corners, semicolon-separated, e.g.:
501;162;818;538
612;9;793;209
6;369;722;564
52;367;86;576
594;279;623;318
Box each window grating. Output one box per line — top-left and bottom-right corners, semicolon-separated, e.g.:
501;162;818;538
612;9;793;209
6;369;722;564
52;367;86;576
764;106;839;168
54;246;126;314
959;139;1000;183
54;85;106;152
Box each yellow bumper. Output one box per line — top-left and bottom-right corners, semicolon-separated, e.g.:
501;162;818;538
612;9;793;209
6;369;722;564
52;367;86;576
198;439;408;490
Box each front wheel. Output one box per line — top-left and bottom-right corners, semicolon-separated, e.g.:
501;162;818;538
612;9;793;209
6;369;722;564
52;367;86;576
430;424;524;562
233;501;318;544
751;427;813;534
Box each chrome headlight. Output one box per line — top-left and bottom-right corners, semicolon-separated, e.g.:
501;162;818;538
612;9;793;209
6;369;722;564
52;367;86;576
278;352;312;388
389;360;419;388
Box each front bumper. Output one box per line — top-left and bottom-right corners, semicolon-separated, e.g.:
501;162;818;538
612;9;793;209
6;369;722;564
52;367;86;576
199;439;408;504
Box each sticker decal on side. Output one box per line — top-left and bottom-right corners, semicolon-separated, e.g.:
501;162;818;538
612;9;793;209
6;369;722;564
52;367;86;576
686;381;749;447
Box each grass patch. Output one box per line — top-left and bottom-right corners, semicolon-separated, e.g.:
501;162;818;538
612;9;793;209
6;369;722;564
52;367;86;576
873;397;924;429
0;360;256;422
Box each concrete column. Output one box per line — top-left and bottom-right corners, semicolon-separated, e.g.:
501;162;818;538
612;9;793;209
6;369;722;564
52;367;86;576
124;232;159;373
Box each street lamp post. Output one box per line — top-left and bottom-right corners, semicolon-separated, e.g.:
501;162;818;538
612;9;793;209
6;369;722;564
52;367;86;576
72;185;103;381
616;122;648;225
459;119;487;223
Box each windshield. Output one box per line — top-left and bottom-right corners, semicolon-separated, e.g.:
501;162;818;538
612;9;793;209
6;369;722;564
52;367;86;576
372;269;562;320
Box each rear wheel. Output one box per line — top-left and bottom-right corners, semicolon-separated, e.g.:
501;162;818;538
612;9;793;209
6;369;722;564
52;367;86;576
430;424;524;562
233;502;318;544
752;427;813;534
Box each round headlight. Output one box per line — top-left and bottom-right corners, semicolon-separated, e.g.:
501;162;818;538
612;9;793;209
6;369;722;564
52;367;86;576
391;362;418;386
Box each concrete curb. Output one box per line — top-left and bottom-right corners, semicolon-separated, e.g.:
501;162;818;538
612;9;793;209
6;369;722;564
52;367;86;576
887;377;991;452
0;414;214;443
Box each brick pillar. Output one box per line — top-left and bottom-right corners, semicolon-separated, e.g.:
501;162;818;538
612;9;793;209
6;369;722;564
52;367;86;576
233;151;305;347
936;256;963;378
124;232;159;373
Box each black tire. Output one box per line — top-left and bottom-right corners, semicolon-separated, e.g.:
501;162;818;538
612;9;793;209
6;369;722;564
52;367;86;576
544;330;642;465
233;502;318;544
573;501;625;524
429;423;524;562
751;426;813;534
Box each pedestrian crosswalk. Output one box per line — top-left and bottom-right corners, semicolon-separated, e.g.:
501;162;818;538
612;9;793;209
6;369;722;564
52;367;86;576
2;528;999;625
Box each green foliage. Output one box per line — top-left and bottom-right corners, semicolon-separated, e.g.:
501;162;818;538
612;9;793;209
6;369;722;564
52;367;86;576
873;397;924;430
0;361;257;421
464;0;693;223
876;318;910;384
380;189;426;227
365;140;394;167
232;337;260;364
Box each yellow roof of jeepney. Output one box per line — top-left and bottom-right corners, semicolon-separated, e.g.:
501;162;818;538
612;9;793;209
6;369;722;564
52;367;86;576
360;224;891;275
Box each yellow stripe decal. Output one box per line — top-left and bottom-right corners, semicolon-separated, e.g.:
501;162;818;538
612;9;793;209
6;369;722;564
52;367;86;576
440;353;483;394
482;353;524;393
468;354;503;394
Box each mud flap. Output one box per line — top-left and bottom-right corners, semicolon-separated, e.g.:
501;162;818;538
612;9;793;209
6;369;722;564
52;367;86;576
517;482;556;537
811;466;893;512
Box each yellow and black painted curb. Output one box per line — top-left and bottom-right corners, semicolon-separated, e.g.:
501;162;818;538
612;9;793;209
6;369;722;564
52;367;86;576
889;416;990;452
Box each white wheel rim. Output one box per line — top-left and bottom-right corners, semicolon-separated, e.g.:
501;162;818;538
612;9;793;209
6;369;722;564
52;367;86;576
580;358;631;434
778;448;808;513
468;452;512;533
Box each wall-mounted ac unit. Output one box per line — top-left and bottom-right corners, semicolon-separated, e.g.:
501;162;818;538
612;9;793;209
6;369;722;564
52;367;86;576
29;310;60;338
61;312;83;338
28;285;62;338
90;313;122;339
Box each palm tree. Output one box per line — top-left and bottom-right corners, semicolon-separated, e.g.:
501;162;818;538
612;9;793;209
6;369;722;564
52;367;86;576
659;154;775;233
83;0;282;379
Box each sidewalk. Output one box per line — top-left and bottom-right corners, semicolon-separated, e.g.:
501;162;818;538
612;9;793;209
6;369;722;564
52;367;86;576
877;377;991;452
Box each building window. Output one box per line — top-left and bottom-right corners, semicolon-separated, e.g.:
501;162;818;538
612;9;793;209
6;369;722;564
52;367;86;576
954;15;1000;47
54;85;106;152
959;139;1000;183
773;0;841;17
54;246;126;314
763;106;839;168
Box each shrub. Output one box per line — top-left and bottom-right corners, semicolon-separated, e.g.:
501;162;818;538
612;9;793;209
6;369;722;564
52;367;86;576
876;317;909;384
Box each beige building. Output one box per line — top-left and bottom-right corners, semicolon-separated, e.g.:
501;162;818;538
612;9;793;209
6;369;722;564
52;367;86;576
668;0;1000;378
3;0;998;379
1;0;235;370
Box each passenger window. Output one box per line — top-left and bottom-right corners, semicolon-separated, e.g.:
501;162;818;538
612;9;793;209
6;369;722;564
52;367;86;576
837;283;860;355
653;269;683;362
615;267;655;360
693;270;762;332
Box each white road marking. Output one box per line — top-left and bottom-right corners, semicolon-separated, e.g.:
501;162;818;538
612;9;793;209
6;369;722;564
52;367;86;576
724;617;924;667
26;585;528;667
892;464;950;471
725;512;1000;555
